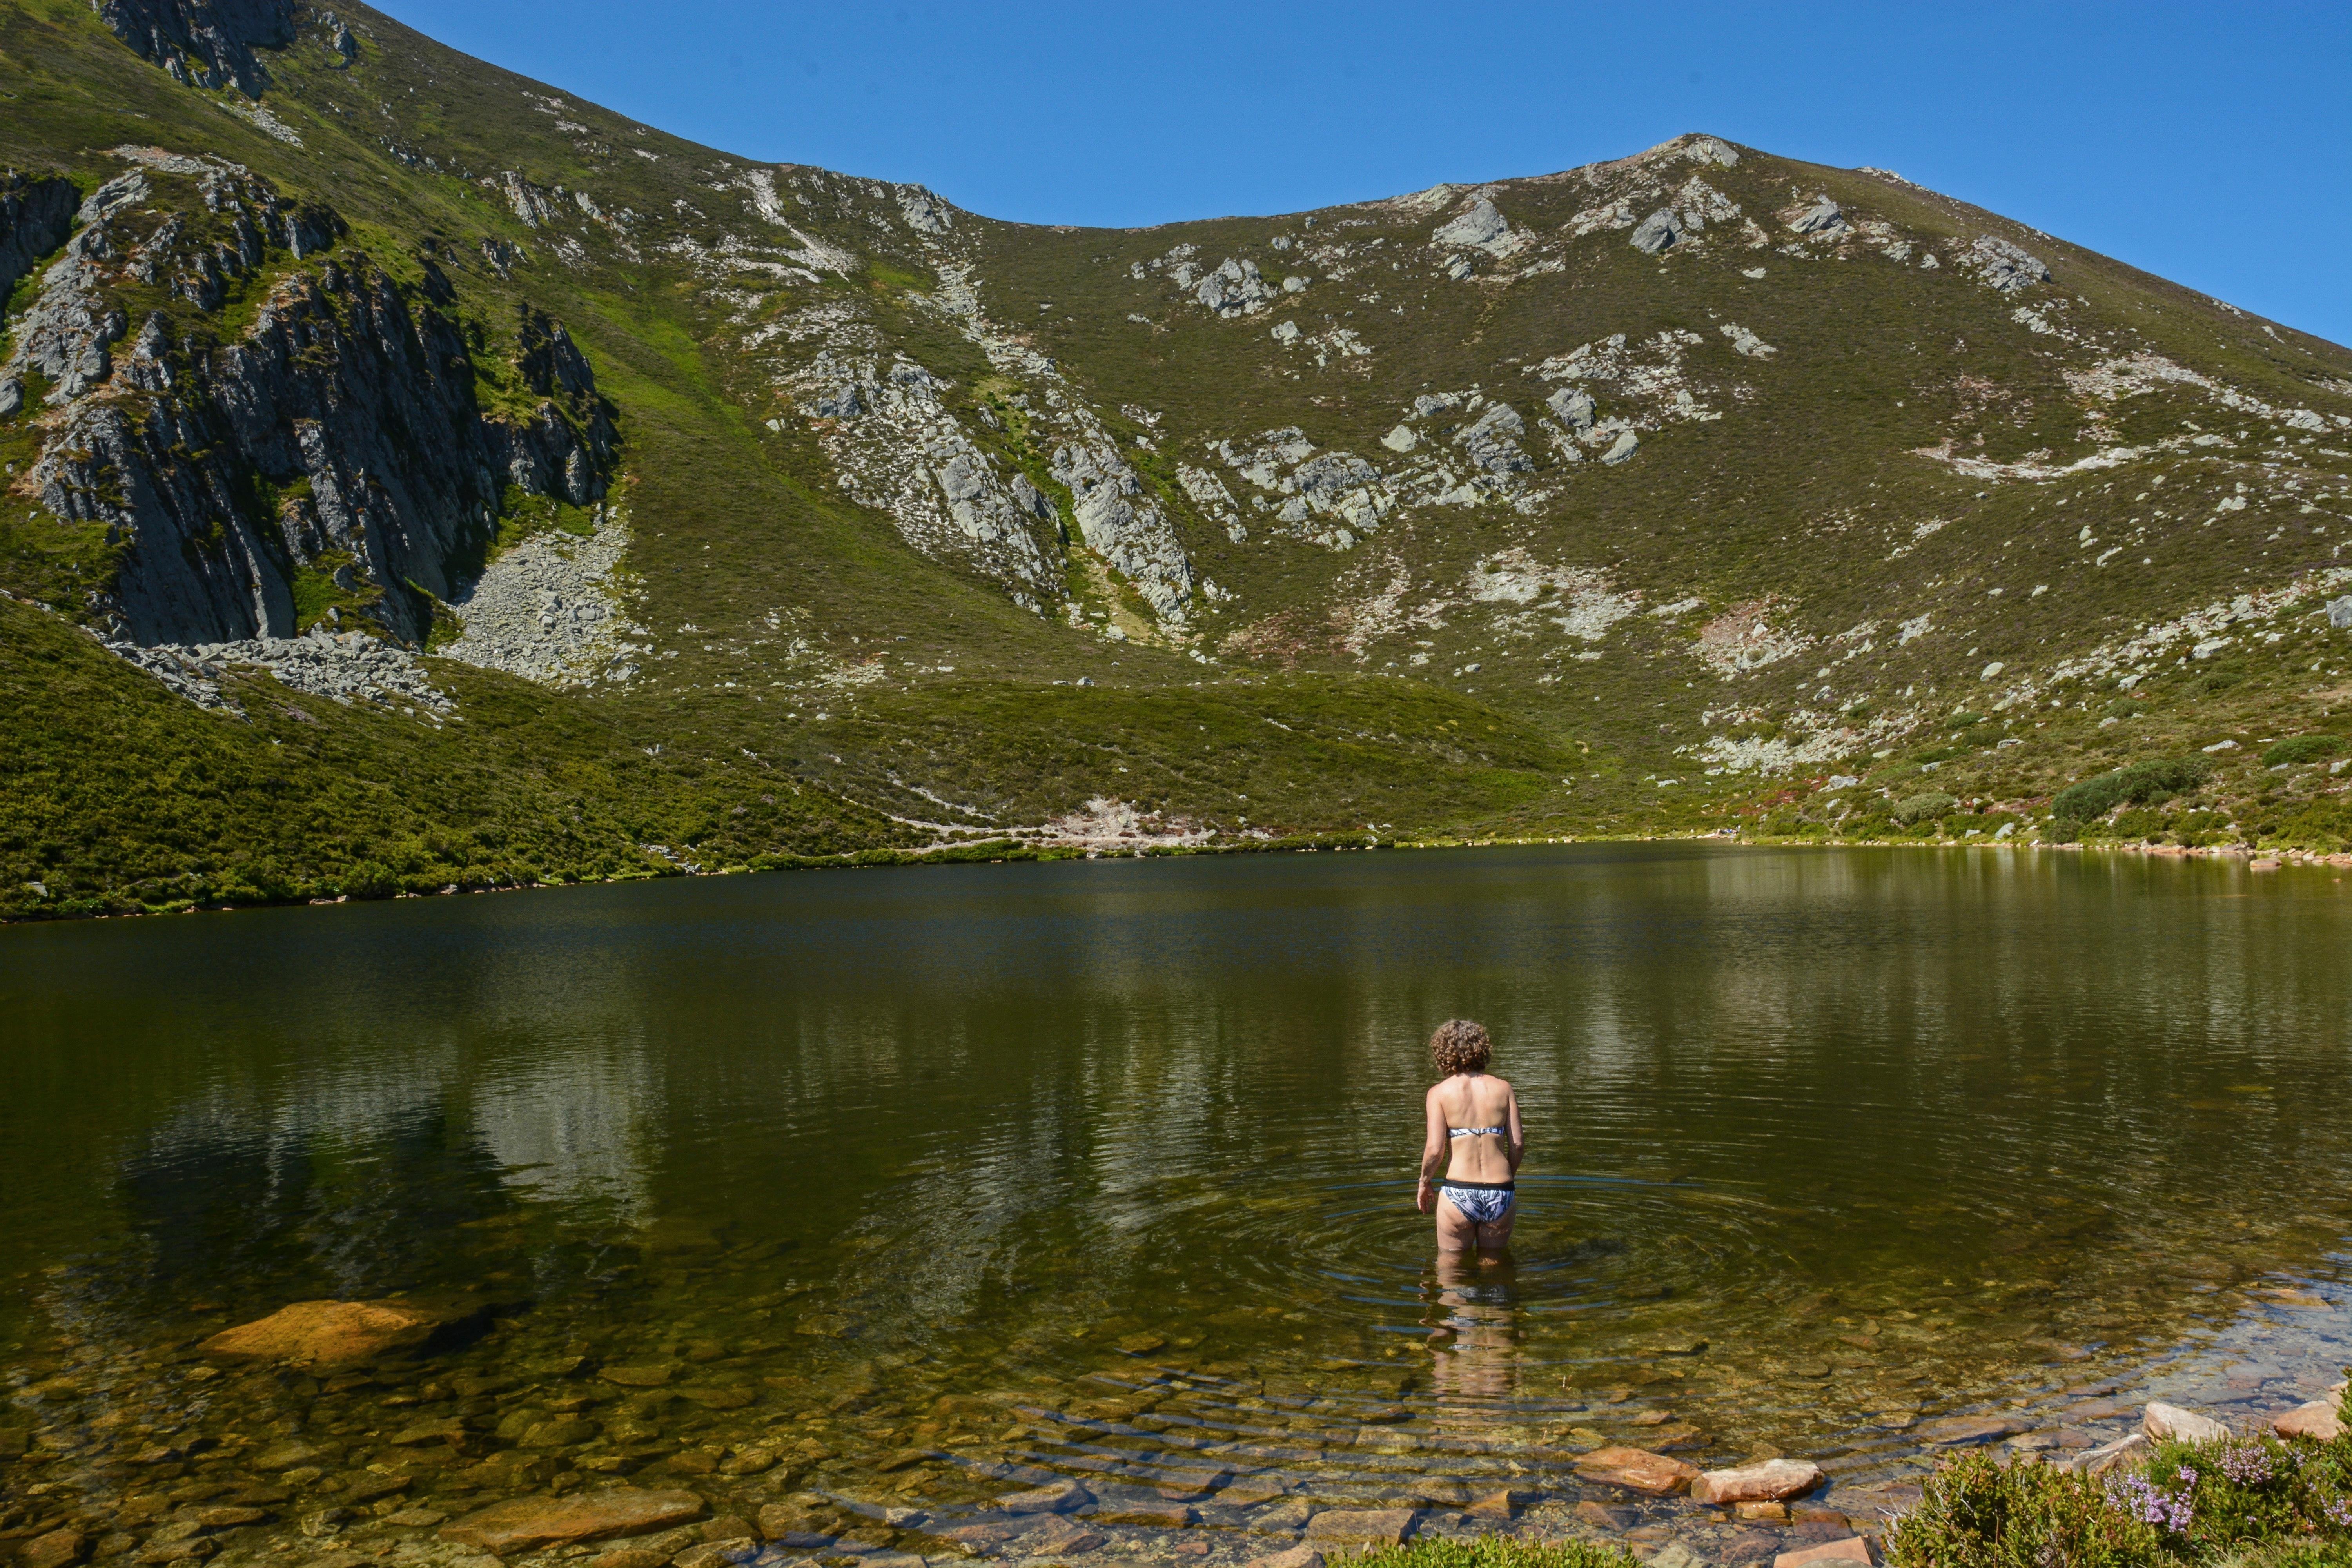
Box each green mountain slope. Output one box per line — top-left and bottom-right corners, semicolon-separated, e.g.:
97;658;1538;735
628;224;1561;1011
4;0;2350;917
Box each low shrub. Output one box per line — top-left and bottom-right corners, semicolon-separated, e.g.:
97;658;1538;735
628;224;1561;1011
1886;1434;2352;1567
2053;757;2215;824
1895;791;1958;825
2262;736;2343;767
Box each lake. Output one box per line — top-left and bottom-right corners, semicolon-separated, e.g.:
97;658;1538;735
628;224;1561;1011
4;844;2349;1561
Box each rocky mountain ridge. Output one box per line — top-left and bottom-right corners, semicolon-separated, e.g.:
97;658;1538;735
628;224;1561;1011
3;0;2350;916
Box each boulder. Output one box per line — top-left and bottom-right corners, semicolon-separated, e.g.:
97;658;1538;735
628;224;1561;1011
1575;1446;1700;1495
1303;1510;1414;1546
2327;595;2352;630
1245;1550;1323;1568
2143;1402;2229;1444
1786;198;1847;236
1693;1459;1825;1505
2275;1401;2343;1442
1467;1489;1527;1518
1599;430;1640;466
1630;209;1684;255
1546;387;1596;430
1432;199;1508;251
201;1299;486;1370
437;1490;707;1555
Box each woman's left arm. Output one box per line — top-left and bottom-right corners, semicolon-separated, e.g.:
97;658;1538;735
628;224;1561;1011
1506;1089;1525;1175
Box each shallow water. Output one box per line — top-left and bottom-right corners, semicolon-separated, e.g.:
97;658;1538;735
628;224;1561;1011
4;844;2351;1561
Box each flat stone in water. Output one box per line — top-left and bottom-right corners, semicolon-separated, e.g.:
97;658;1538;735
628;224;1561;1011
201;1299;485;1370
1575;1446;1699;1495
1915;1415;2027;1446
437;1489;708;1554
1302;1510;1413;1546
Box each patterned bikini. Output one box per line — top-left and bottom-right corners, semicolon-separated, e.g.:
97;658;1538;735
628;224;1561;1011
1440;1124;1514;1224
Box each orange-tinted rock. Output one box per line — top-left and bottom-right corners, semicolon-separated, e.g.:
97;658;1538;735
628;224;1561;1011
2275;1401;2344;1442
437;1488;707;1554
1468;1489;1527;1518
21;1530;89;1568
1693;1458;1824;1504
1244;1549;1323;1568
1574;1445;1700;1495
1773;1540;1871;1568
201;1299;485;1371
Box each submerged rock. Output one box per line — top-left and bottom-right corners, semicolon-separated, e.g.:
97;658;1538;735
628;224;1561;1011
200;1298;486;1370
1575;1445;1699;1495
437;1489;707;1554
1916;1414;2028;1447
1302;1510;1412;1546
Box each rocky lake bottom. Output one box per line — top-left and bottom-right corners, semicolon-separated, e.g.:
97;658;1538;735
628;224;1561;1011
5;844;2350;1568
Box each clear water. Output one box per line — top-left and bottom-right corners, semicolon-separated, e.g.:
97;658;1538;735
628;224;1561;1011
4;845;2350;1559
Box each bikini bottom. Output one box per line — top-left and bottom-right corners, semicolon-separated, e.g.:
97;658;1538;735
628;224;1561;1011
1439;1179;1515;1225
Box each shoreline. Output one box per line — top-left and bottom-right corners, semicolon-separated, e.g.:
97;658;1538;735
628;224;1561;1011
7;831;2348;928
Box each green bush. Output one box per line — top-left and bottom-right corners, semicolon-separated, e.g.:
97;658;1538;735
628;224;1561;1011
1353;1541;1634;1568
2053;757;2215;824
1895;791;1958;825
2262;736;2343;766
1888;1449;2161;1566
1886;1436;2352;1568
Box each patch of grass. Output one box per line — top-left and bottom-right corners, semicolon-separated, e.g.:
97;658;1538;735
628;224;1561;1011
2262;735;2342;767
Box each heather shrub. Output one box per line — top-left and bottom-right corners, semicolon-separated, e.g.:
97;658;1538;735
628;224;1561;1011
2053;757;2214;824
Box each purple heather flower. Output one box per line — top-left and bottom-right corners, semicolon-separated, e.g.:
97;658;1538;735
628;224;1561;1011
2218;1443;2274;1486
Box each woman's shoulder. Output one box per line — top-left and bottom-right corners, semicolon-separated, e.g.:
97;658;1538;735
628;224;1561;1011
1490;1076;1517;1094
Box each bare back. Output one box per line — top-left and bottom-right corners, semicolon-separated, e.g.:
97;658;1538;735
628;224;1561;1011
1428;1072;1520;1184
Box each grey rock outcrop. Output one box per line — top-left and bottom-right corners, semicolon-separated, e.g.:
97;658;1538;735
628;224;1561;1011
2329;595;2352;630
1546;387;1596;431
1194;257;1276;317
898;190;952;235
1432;198;1508;251
1787;196;1847;236
91;0;295;97
1963;234;2051;292
1052;439;1195;621
0;172;77;309
1455;402;1532;474
18;156;613;650
1630;209;1684;254
789;351;1065;613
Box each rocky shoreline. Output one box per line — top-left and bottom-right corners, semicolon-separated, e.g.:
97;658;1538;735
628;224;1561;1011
4;1290;2345;1568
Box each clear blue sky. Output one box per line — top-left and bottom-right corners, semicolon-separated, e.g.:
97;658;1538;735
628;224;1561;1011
377;0;2352;347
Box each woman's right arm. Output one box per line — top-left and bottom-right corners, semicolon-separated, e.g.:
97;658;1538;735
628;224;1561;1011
1417;1087;1448;1212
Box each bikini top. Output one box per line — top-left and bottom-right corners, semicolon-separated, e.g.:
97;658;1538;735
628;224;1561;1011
1449;1125;1506;1138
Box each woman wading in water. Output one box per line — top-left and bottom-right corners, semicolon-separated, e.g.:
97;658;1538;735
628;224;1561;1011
1415;1019;1523;1259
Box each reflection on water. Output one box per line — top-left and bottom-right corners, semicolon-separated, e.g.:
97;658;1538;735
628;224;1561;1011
4;844;2351;1562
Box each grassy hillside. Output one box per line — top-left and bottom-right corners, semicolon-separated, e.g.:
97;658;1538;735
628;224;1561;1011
2;0;2348;919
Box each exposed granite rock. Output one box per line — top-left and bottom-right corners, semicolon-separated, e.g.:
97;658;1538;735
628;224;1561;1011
1787;197;1847;236
791;351;1064;613
1195;256;1277;316
1053;437;1195;621
15;155;613;653
0;171;77;312
1455;401;1532;474
1546;386;1597;430
1630;209;1684;254
1963;234;2052;292
1432;197;1508;251
897;190;952;234
91;0;295;96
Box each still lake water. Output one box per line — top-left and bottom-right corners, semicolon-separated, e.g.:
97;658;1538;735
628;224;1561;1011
4;844;2351;1557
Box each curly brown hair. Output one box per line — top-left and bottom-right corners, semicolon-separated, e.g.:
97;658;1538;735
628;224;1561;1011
1429;1018;1492;1077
